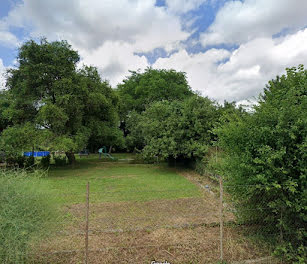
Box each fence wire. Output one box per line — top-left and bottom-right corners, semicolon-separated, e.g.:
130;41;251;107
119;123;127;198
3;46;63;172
2;179;292;263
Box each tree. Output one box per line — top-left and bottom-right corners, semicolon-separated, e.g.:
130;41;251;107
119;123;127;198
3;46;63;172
117;68;195;149
131;95;219;162
3;39;122;164
117;68;194;117
0;123;38;156
216;65;307;262
0;90;11;133
124;110;146;152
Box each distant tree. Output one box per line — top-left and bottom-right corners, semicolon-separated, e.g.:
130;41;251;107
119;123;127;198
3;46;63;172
216;65;307;262
125;110;146;152
117;68;194;117
131;95;219;161
218;100;244;115
117;68;194;149
118;68;193;117
2;39;122;164
215;100;247;132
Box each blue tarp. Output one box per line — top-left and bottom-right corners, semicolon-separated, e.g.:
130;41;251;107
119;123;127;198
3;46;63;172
24;151;50;157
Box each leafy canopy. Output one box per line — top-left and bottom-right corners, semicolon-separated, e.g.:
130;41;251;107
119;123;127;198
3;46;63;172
2;39;122;162
118;68;195;151
117;68;194;118
127;96;219;161
0;90;11;133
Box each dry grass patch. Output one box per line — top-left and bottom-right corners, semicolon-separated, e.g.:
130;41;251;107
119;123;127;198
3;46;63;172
36;225;275;264
35;166;275;263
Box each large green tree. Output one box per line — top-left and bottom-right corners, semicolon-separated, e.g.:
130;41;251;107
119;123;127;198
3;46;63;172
118;68;193;120
117;68;195;149
2;39;122;164
216;66;307;262
128;95;219;161
117;68;194;116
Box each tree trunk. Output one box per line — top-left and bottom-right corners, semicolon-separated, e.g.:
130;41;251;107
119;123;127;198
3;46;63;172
65;152;76;165
108;145;113;154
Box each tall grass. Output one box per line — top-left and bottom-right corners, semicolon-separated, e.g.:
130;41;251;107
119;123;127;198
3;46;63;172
0;169;59;263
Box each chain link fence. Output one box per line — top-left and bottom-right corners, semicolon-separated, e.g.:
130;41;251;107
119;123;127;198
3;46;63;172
4;176;288;263
221;181;287;264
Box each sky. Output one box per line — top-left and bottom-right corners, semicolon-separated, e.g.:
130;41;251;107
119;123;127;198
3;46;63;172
0;0;307;104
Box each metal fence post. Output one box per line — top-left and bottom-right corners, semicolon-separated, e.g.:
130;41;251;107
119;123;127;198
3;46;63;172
219;175;224;262
85;182;90;264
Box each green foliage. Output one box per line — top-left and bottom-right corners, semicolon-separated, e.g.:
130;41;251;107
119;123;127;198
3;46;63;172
6;155;25;168
117;68;194;117
0;123;38;157
40;155;50;168
275;243;307;264
118;68;195;152
0;170;58;263
54;156;67;166
194;147;225;180
125;110;146;151
24;156;35;168
129;95;219;161
2;39;123;164
216;65;307;262
0;90;12;133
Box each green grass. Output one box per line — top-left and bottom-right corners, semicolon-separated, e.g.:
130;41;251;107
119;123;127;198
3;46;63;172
0;170;59;263
44;154;201;204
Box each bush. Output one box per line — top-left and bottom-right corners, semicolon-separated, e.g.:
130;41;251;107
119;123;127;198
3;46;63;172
24;156;35;168
136;96;217;161
0;151;5;163
54;155;67;166
195;158;207;176
195;147;225;181
40;155;50;168
0;170;58;263
216;66;307;262
6;155;25;168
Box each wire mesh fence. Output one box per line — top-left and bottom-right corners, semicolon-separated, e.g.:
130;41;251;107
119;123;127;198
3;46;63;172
2;177;290;263
221;181;288;264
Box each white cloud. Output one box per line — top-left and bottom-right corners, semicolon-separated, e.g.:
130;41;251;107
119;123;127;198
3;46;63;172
201;0;307;47
154;28;307;102
165;0;207;14
0;59;6;90
1;0;191;86
0;18;20;47
0;31;19;47
5;0;189;52
78;41;149;86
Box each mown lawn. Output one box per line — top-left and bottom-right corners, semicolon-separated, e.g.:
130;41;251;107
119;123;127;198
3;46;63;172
44;154;201;204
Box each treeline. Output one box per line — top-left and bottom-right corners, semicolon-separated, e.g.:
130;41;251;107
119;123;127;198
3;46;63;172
0;39;242;165
117;68;244;164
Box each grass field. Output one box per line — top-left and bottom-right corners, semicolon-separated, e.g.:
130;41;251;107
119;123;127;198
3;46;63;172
33;154;277;264
45;154;201;204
